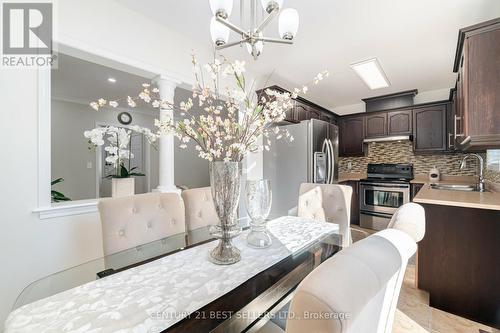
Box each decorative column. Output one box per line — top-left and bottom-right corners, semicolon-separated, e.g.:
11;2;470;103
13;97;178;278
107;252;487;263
154;75;181;193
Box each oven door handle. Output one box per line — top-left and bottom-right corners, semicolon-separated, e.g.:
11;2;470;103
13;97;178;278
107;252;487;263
360;183;409;189
360;211;393;219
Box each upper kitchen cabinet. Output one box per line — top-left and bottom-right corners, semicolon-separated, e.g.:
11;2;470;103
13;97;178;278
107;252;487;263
413;104;448;153
256;85;339;125
365;113;387;138
452;18;500;150
294;100;310;122
387;110;412;135
340;116;365;156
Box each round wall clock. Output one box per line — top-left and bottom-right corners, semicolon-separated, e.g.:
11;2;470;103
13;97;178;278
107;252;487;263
117;112;132;125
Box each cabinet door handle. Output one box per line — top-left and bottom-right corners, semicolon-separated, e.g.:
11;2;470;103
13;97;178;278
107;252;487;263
454;115;464;139
448;133;454;148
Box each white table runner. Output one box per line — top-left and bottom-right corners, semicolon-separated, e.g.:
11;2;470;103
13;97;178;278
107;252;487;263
5;216;338;333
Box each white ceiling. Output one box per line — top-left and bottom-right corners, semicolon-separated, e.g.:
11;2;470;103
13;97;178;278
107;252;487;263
116;0;500;113
52;53;151;104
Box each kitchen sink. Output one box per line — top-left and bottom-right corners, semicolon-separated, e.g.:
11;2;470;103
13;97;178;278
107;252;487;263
429;183;478;191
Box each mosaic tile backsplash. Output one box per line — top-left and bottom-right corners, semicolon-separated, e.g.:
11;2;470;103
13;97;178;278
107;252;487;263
339;141;499;183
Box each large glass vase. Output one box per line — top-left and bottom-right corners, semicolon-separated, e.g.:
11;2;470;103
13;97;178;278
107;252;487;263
208;161;242;265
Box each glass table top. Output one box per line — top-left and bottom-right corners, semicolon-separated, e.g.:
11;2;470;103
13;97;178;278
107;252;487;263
13;215;342;311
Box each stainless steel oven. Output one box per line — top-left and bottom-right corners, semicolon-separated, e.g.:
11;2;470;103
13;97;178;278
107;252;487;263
359;181;410;230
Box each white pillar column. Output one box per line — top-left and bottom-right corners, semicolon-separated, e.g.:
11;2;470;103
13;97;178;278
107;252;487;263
154;75;181;193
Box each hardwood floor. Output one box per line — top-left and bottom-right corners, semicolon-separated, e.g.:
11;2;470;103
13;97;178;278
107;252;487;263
351;226;497;333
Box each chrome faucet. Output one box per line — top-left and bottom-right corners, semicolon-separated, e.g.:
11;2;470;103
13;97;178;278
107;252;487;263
460;154;486;192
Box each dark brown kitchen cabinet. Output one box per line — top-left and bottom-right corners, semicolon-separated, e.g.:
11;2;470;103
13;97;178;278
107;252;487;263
447;89;457;151
413;104;447;152
452;18;500;149
257;85;339;125
418;203;500;327
339;180;359;225
306;107;321;121
294;101;309;122
365;113;387;138
340;116;365;156
319;114;331;122
388;110;412;135
410;183;424;200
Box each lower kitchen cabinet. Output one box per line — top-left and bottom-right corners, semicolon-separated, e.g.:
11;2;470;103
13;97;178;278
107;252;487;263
340;180;359;225
418;203;500;327
411;183;424;200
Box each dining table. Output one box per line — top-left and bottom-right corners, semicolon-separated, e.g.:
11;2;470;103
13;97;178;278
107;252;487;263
5;215;342;333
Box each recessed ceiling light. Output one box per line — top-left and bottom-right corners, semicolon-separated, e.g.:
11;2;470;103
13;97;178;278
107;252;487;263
108;77;116;83
350;58;390;90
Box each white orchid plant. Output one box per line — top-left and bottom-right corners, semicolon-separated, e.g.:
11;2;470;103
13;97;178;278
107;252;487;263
89;55;328;163
84;125;158;178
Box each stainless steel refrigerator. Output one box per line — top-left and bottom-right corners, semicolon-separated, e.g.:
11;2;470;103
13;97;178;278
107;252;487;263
263;119;339;216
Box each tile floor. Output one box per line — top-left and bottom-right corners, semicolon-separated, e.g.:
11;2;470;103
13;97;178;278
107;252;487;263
395;265;496;333
351;226;497;333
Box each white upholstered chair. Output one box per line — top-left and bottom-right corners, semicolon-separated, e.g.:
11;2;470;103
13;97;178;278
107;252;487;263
98;192;186;256
297;183;353;247
387;202;426;242
181;187;219;231
260;203;426;333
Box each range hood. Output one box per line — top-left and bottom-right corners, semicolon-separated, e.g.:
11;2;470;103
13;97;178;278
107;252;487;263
363;135;412;143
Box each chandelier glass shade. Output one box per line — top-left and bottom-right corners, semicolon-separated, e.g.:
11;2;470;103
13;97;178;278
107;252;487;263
209;0;233;18
278;8;299;40
210;17;230;46
208;0;299;59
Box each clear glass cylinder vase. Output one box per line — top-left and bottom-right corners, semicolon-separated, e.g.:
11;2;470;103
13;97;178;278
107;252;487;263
208;161;242;265
245;179;273;248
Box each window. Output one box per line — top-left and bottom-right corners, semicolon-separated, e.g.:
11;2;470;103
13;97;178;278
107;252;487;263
487;150;500;171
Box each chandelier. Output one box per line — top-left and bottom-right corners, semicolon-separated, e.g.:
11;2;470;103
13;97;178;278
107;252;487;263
209;0;299;59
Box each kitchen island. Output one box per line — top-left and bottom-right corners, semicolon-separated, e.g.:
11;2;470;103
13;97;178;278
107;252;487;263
413;185;500;328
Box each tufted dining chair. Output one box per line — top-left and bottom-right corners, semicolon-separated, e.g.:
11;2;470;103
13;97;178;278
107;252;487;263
260;228;421;333
387;202;426;243
297;183;353;247
98;192;186;256
259;201;425;333
181;187;220;231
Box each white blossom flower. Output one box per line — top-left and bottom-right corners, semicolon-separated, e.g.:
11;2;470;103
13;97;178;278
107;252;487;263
89;55;327;163
127;96;137;108
90;102;99;111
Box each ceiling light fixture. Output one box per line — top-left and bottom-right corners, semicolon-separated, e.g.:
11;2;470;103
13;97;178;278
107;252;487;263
209;0;299;60
107;77;117;83
350;58;390;90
